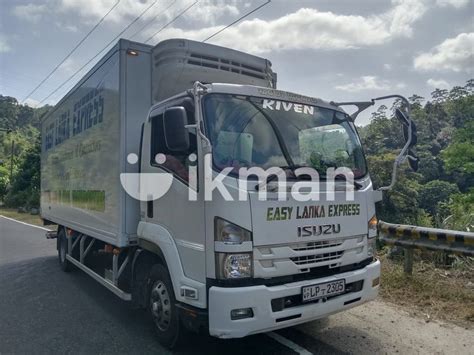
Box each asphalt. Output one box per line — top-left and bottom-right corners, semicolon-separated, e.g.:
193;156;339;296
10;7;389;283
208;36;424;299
1;216;472;354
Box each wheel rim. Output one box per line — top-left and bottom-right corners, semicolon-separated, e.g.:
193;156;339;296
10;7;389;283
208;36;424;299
60;237;67;263
150;281;172;332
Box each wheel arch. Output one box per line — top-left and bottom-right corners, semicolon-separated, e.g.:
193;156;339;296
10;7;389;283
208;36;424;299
134;221;207;309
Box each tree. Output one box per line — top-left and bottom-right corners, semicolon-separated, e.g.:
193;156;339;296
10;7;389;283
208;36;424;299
442;121;474;175
418;180;459;216
0;165;9;201
4;136;41;209
431;88;448;104
408;94;425;110
0;95;19;130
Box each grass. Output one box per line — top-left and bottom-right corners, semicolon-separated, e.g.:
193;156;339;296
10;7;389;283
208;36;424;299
0;207;44;227
379;253;474;327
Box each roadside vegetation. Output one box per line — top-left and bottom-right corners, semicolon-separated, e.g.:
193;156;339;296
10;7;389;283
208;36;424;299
1;80;473;325
0;207;44;226
357;80;473;326
379;253;474;327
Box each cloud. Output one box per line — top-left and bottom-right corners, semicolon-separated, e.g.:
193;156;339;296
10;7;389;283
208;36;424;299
145;0;433;54
179;0;240;25
384;0;429;37
335;76;394;92
58;57;77;74
0;35;11;53
57;0;239;25
24;98;41;108
427;78;450;89
435;0;470;8
12;4;47;23
384;64;392;70
414;32;474;72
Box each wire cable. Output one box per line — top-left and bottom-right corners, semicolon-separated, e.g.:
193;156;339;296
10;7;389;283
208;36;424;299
39;0;158;105
22;0;121;103
144;0;199;44
129;0;178;41
202;0;271;42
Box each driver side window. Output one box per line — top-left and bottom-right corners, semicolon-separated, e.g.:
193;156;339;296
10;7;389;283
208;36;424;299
150;107;197;184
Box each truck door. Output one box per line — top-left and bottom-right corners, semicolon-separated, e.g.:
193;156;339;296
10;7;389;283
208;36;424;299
140;99;206;284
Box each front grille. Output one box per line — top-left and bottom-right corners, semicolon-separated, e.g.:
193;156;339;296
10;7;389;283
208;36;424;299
290;251;344;265
291;240;344;251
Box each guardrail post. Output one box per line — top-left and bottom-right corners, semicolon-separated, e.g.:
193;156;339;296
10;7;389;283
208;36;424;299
404;248;414;275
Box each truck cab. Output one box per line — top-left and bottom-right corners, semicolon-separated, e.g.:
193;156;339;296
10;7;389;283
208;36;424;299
137;82;381;341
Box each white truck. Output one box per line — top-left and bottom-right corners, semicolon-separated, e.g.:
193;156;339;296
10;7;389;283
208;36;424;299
41;38;418;348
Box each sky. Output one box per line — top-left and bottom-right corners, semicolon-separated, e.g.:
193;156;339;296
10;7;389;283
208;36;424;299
0;0;473;125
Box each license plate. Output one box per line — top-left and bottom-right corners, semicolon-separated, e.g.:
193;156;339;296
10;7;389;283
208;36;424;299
302;279;345;302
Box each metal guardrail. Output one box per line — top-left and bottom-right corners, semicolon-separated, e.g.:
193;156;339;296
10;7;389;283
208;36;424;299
378;221;474;274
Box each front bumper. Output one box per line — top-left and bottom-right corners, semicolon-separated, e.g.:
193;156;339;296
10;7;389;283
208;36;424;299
209;259;380;338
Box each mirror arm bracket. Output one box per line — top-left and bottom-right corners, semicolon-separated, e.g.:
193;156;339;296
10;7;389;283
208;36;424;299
330;100;375;121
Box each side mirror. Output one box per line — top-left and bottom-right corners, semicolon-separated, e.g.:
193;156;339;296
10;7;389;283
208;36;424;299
163;107;190;152
408;149;419;172
395;108;417;147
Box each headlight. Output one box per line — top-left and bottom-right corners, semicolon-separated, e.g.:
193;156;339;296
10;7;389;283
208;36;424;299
215;218;252;244
216;253;252;279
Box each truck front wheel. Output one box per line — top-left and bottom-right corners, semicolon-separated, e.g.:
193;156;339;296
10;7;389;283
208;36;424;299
148;264;183;349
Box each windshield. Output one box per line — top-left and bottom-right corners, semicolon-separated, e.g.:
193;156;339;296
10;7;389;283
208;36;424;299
203;94;367;179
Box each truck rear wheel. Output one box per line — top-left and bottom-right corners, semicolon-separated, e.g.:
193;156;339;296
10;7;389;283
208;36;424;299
148;264;183;349
58;228;71;272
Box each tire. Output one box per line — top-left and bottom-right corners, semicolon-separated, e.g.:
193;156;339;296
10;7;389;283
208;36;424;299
58;228;72;272
148;263;184;349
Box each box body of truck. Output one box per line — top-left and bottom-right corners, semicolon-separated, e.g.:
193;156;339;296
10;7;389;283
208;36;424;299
41;38;275;247
41;40;152;247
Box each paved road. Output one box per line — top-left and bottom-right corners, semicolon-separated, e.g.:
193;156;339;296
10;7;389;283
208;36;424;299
1;216;472;354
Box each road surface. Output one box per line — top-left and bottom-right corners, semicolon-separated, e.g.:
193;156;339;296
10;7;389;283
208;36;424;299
1;215;472;354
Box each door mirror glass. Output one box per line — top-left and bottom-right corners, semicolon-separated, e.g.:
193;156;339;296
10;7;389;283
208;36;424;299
408;149;419;172
163;107;189;152
395;108;417;147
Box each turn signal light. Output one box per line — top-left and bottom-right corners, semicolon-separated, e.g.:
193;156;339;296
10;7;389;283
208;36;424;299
368;215;378;230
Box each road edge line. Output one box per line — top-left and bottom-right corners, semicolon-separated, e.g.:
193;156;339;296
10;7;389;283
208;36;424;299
266;332;313;355
0;215;51;231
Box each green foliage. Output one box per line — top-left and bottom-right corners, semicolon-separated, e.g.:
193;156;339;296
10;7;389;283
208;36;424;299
443;190;474;232
418;180;459;215
441;120;474;174
0;94;47;208
363;79;473;231
0;165;9;201
4;136;41;209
